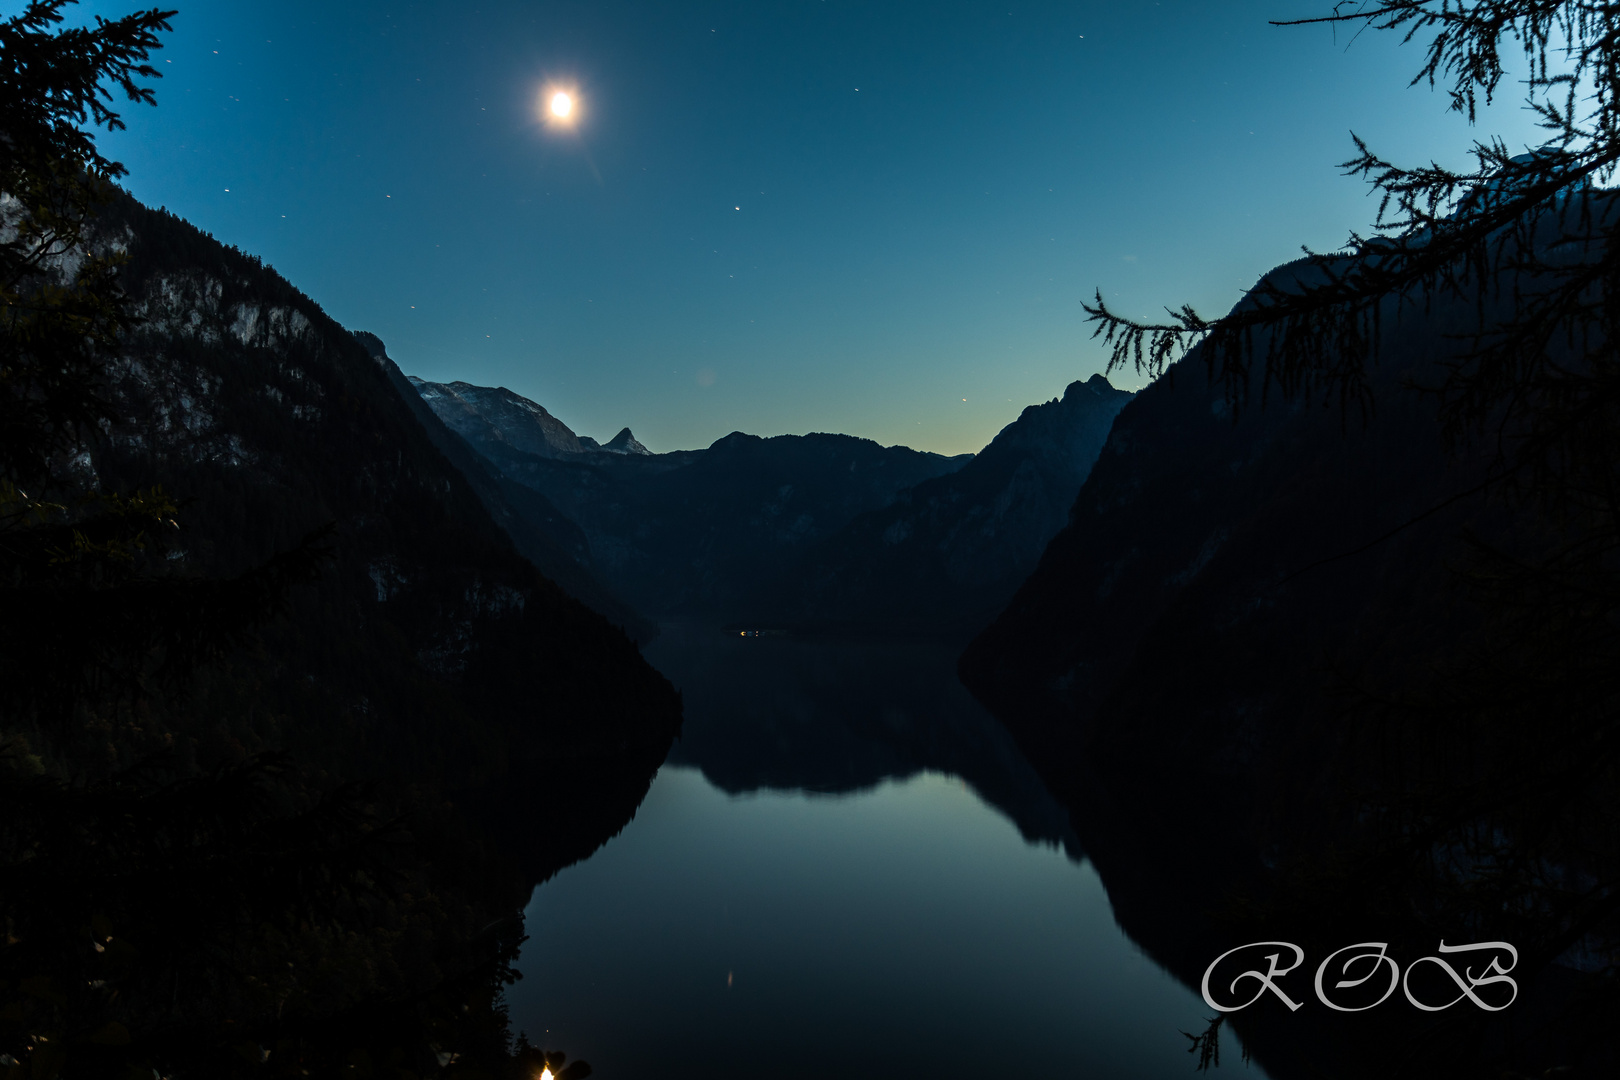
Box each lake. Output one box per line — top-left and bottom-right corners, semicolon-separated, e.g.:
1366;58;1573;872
507;627;1258;1079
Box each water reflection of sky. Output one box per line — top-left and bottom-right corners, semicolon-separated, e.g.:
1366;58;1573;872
511;765;1263;1078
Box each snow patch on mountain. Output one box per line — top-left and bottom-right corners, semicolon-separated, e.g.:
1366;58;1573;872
406;377;649;459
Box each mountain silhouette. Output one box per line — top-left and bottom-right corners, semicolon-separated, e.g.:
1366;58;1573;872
361;339;653;640
407;377;973;620
769;373;1131;638
90;192;682;876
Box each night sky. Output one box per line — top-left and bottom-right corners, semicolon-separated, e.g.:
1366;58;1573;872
83;0;1544;455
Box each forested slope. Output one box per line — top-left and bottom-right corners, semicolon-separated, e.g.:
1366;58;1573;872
88;191;682;871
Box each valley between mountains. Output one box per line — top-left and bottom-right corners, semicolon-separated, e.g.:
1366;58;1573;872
10;3;1619;1076
9;180;1612;1079
402;357;1130;641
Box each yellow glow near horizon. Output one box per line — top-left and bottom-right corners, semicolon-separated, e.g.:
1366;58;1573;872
549;92;573;119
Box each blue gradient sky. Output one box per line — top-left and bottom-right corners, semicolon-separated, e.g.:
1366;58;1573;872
82;0;1545;454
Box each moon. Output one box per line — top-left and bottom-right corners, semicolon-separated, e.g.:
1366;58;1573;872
538;83;583;131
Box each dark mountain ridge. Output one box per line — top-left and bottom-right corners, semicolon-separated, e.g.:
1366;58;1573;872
89;191;683;876
356;336;655;642
961;259;1490;800
0;180;684;1077
408;373;1133;636
408;377;974;621
529;429;971;618
769;373;1132;638
959;248;1611;1076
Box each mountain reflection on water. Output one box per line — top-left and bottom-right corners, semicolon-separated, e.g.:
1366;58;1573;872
508;628;1258;1079
658;626;1079;851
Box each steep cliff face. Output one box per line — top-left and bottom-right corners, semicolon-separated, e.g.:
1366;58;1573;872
773;374;1132;638
89;193;682;874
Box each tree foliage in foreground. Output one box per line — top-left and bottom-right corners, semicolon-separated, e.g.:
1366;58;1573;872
0;0;317;724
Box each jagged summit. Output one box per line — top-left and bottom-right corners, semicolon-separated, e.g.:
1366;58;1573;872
408;377;587;459
603;427;652;455
405;376;649;459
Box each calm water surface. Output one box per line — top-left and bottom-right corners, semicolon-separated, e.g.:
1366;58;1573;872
508;629;1259;1079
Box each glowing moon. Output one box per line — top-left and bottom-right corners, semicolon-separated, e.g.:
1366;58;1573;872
538;83;583;130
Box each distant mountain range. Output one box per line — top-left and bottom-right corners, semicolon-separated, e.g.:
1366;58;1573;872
433;416;970;619
408;377;654;458
767;374;1132;638
402;370;1131;634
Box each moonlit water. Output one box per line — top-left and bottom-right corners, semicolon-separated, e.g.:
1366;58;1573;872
507;631;1259;1078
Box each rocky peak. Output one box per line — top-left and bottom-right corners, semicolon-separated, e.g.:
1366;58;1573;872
602;427;652;455
406;377;586;459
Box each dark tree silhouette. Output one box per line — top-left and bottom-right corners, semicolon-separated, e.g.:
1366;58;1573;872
0;0;172;481
0;1;332;723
